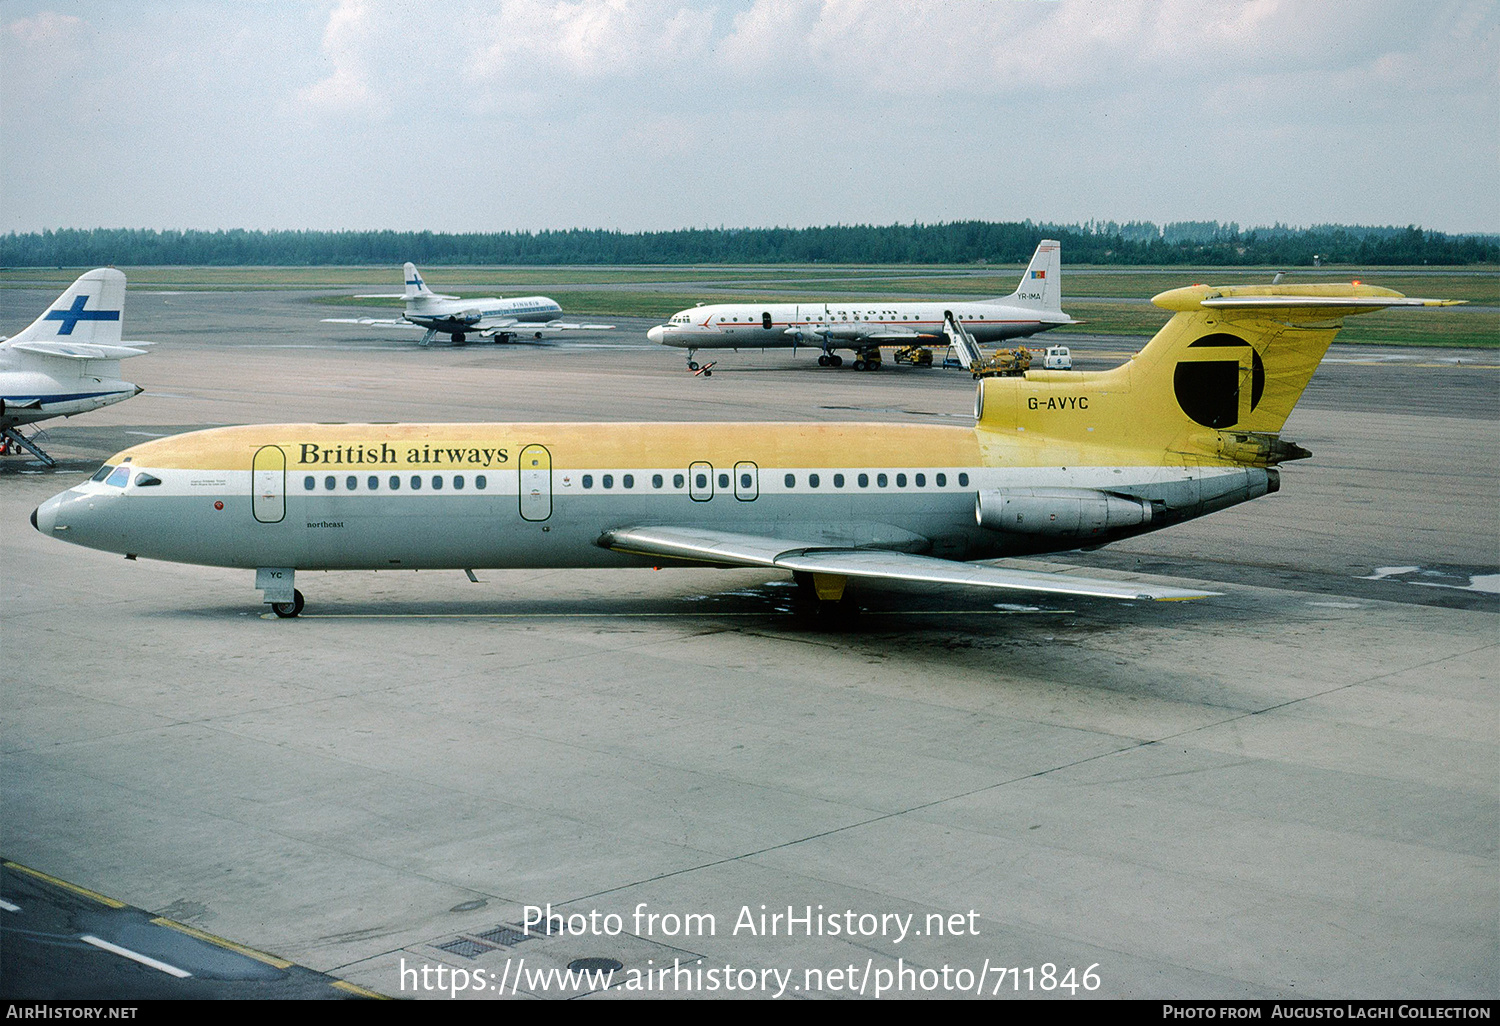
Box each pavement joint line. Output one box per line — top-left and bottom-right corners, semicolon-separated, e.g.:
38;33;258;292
3;860;127;908
81;934;192;978
150;916;295;968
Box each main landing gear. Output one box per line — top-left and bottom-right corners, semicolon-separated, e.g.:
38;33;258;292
817;349;883;371
792;570;861;625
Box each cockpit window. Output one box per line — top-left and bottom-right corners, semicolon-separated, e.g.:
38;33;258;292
91;465;115;482
105;466;131;487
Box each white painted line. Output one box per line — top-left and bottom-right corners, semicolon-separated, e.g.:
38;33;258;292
80;934;193;978
0;899;20;912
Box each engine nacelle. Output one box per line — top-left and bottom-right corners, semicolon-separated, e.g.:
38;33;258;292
445;311;482;327
976;488;1153;539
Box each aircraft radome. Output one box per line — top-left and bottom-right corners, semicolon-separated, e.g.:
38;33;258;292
1;268;149;466
34;282;1458;619
646;240;1076;373
323;262;615;346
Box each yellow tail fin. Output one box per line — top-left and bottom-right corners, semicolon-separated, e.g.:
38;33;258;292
976;283;1460;466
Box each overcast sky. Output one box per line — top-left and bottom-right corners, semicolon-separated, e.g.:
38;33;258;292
3;0;1497;235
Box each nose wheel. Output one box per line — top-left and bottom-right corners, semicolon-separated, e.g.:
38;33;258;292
270;589;305;618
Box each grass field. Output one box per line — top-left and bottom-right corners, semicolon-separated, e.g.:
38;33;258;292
4;264;1495;347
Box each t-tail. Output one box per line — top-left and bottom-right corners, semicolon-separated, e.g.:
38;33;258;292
1001;240;1064;314
976;282;1462;468
7;268;127;347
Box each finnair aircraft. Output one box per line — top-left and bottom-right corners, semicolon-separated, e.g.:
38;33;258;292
1;269;148;466
32;281;1456;618
647;240;1076;370
324;263;613;345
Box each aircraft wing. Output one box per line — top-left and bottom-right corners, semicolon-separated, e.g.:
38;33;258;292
476;320;616;335
600;525;1215;601
8;341;150;360
322;317;424;329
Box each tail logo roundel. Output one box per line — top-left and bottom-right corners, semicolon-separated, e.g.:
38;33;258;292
1173;332;1265;428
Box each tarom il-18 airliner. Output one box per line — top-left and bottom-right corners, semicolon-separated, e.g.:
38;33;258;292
33;282;1456;618
646;240;1075;371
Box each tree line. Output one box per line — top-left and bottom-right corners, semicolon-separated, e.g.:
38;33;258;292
2;221;1494;267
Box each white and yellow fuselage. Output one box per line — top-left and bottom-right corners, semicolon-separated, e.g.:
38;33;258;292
35;284;1454;613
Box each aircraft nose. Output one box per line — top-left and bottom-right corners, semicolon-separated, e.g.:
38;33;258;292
647;325;666;345
33;493;61;535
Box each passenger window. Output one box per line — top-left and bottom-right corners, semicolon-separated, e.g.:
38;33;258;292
896;474;906;487
936;473;947;486
476;475;486;489
389;475;400;490
602;474;613;489
324;475;336;491
368;475;379;490
623;474;634;489
741;473;752;489
718;473;729;488
453;475;464;489
346;475;357;490
433;476;443;489
304;476;315;491
959;472;970;486
411;475;422;490
809;473;820;488
877;473;887;488
833;473;844;488
858;473;869;488
784;473;795;488
915;473;925;486
91;465;115;482
583;474;593;488
695;473;706;488
652;474;663;489
674;473;685;488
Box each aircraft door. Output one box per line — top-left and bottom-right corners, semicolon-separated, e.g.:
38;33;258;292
252;445;286;524
689;461;713;502
762;311;772;330
734;461;759;501
519;444;552;521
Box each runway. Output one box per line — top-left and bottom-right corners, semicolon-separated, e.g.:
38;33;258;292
1;284;1495;999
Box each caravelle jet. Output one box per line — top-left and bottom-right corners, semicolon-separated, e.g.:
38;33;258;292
33;281;1456;618
323;262;614;345
2;269;148;466
646;240;1076;371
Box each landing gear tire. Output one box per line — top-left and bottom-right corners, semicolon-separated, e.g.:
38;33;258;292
830;355;843;367
688;360;699;371
271;589;305;618
453;333;467;345
853;359;866;371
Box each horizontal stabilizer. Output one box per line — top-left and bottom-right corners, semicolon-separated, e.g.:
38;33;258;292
602;525;1215;602
9;340;149;360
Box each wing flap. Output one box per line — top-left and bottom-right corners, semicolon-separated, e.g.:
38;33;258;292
602;526;1216;602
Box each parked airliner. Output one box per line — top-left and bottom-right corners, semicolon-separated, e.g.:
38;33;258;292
34;282;1456;617
324;263;614;345
646;240;1075;371
2;269;148;466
